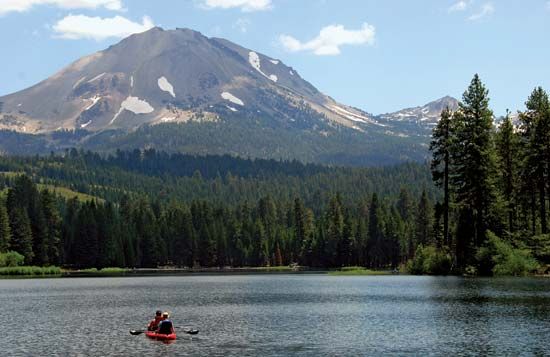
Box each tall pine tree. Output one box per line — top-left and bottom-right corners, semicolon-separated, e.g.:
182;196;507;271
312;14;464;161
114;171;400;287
430;106;453;247
451;74;498;266
0;199;11;252
495;111;520;232
520;87;550;234
8;207;34;263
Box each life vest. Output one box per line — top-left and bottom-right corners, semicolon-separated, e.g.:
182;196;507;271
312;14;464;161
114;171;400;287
157;319;174;335
148;316;163;331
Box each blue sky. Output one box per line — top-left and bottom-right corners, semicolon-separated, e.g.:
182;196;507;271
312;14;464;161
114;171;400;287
1;0;549;115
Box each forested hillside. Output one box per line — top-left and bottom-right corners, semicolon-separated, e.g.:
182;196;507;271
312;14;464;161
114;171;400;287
1;75;549;275
0;152;435;269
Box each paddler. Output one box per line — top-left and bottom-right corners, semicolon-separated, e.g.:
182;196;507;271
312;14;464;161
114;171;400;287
157;312;175;335
148;310;163;331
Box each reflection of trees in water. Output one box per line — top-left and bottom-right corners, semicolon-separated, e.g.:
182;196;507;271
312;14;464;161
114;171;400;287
428;277;550;355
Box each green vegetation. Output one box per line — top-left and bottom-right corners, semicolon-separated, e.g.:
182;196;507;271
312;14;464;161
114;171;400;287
0;153;437;270
406;245;452;275
0;265;61;276
70;267;130;274
329;267;392;276
36;184;102;203
475;232;539;276
251;266;297;272
0;249;61;276
426;75;550;275
0;251;24;267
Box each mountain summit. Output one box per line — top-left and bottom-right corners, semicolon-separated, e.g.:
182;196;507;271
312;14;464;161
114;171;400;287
0;27;455;165
0;27;376;133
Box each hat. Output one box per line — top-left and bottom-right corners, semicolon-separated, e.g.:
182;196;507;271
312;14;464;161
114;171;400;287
162;312;169;318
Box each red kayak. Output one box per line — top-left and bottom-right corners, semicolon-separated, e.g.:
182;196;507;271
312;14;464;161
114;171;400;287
145;331;177;341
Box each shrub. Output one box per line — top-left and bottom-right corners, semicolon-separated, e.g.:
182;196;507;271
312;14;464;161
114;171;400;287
406;245;452;275
522;234;550;264
476;231;539;276
0;251;25;267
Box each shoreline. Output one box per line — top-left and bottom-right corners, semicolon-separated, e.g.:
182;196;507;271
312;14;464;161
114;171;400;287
2;265;549;278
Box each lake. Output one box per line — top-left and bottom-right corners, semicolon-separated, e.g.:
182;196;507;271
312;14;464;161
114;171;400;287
1;274;549;356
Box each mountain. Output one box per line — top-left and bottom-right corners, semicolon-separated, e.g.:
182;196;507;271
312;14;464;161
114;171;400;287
377;96;459;137
0;27;455;165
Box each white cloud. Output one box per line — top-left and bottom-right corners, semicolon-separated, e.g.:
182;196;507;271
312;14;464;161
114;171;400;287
279;23;375;56
233;17;250;33
468;2;494;20
53;14;154;40
448;0;469;12
0;0;123;15
201;0;272;12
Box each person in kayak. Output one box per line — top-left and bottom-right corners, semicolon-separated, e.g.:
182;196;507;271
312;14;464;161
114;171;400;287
148;310;163;331
157;312;175;335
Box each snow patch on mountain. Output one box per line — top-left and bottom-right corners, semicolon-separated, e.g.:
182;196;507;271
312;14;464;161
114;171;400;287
385;130;409;138
130;75;134;87
221;91;244;106
327;104;370;123
248;51;277;82
248;51;261;72
158;76;175;97
80;120;92;128
226;105;238;112
73;76;87;89
87;73;106;83
84;95;101;111
110;96;154;124
289;70;294;76
270;59;279;64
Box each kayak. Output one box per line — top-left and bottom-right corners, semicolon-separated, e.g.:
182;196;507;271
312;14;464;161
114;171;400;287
145;331;177;341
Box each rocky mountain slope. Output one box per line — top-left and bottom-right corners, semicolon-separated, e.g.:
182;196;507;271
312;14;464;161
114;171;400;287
0;27;456;165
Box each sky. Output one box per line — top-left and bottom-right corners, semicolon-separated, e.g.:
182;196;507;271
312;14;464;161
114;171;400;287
0;0;549;115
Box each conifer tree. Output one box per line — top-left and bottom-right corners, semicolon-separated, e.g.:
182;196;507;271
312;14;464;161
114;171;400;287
366;193;384;267
520;87;550;234
326;195;344;267
430;106;453;247
396;188;414;222
414;190;433;247
74;203;99;268
338;208;354;267
40;189;62;266
385;207;402;267
451;74;498;264
0;200;12;253
495;111;520;232
8;206;34;263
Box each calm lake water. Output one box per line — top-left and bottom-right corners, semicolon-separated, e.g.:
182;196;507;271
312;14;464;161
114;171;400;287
1;274;549;356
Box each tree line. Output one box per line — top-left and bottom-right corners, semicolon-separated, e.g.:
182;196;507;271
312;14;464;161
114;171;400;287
429;74;550;274
0;173;437;269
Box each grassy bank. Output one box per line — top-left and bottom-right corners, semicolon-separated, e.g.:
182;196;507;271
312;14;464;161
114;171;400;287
64;267;131;276
251;266;298;272
328;267;394;276
0;266;62;276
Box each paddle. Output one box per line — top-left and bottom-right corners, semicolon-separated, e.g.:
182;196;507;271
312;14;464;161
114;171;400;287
129;327;199;335
177;327;200;335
